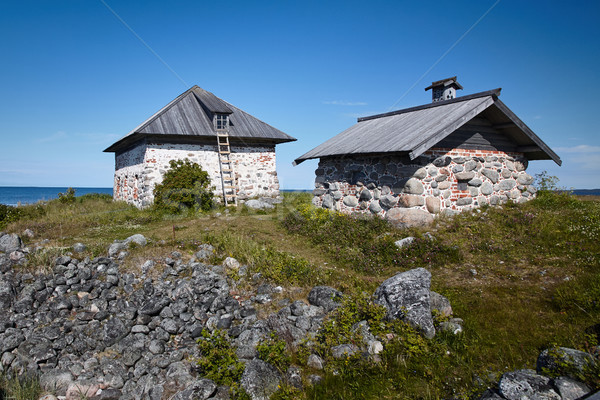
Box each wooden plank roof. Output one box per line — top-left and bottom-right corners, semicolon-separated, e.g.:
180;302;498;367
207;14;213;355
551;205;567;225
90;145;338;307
294;89;561;165
104;86;296;153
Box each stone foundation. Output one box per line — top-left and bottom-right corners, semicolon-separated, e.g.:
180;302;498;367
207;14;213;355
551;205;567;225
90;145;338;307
311;148;536;217
114;141;280;208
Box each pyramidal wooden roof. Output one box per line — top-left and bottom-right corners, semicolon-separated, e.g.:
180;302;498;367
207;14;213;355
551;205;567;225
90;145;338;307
104;86;296;152
294;89;561;165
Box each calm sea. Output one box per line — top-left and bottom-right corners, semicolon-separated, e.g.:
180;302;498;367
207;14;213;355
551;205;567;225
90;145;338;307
0;187;113;206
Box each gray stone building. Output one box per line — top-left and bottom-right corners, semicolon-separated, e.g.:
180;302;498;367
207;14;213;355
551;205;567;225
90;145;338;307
104;86;296;208
294;77;561;222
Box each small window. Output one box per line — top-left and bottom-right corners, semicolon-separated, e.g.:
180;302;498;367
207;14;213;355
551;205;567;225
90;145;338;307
215;114;229;130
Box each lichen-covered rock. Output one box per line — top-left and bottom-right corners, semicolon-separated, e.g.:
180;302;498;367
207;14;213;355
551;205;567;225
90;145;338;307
429;291;452;318
240;359;281;400
498;369;560;400
536;347;594;378
552;376;591;400
0;233;22;253
374;268;435;338
308;286;343;312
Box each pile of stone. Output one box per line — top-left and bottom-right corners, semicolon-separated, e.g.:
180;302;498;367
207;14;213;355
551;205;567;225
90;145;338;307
479;347;597;400
1;231;596;400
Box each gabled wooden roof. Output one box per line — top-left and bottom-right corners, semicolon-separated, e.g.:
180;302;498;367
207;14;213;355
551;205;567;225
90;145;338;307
294;89;561;165
104;86;296;153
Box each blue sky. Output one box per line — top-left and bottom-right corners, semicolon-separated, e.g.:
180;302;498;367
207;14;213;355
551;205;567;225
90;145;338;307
1;1;598;189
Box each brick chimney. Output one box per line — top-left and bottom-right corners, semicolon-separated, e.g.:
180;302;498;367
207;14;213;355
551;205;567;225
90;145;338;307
425;77;463;102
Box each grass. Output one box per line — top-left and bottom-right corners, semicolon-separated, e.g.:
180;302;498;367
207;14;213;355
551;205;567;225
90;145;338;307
2;190;599;399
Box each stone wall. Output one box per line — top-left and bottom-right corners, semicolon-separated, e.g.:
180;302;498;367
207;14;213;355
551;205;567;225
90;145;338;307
311;148;536;217
113;141;280;208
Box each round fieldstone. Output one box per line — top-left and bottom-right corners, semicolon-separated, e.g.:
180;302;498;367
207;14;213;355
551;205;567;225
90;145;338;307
343;196;358;207
369;201;382;214
481;169;500;184
403;178;424;195
379;194;397;209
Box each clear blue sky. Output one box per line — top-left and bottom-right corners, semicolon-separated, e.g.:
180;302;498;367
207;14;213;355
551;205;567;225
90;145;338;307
1;1;598;189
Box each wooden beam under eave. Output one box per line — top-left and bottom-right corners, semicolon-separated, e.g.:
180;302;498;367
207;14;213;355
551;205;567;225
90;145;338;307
517;146;541;153
493;122;515;129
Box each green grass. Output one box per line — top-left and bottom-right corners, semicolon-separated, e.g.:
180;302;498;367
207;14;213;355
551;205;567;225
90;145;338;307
2;190;599;399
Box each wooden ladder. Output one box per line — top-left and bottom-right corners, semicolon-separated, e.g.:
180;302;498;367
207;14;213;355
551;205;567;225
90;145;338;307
216;120;237;206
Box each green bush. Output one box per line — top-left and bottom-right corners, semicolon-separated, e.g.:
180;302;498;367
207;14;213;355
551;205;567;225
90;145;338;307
0;204;23;229
257;332;291;373
153;159;214;213
58;187;76;203
196;329;250;398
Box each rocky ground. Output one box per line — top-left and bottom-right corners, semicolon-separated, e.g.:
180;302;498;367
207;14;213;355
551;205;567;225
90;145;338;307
0;231;597;400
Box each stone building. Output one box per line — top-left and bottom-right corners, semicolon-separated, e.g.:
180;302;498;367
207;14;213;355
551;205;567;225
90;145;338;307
294;77;561;222
104;86;296;208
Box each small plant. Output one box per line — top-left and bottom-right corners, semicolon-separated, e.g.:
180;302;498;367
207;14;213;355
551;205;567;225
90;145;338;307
0;373;42;400
153;159;214;213
0;204;23;229
196;329;249;398
58;187;76;203
257;332;291;373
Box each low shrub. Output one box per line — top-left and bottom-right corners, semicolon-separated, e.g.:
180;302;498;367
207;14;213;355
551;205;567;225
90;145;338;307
196;329;249;398
153;159;214;213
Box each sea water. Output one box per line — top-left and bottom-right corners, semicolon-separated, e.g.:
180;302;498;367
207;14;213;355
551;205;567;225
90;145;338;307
0;187;113;206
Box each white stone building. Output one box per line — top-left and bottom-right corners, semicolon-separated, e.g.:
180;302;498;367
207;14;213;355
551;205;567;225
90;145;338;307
104;86;296;208
294;77;561;224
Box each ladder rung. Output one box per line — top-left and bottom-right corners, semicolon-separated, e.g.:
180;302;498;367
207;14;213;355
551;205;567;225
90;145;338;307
221;169;233;172
225;194;237;198
219;151;230;154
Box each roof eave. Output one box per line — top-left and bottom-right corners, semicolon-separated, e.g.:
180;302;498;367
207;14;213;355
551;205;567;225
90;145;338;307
492;99;562;166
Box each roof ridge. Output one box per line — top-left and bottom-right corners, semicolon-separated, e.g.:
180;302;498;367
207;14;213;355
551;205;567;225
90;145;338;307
130;86;199;134
358;88;501;122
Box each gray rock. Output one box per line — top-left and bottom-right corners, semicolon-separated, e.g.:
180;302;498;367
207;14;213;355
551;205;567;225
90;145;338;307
0;233;22;253
379;194;398;209
456;197;473;206
125;233;148;246
39;369;74;396
139;297;171;316
481;181;493;195
245;199;275;210
73;243;87;253
481;169;500;184
468;178;483;187
108;242;127;258
369;200;382;214
478;389;504;399
455;172;475;181
307;354;323;370
385;208;434;229
103;317;130;347
499;180;517;191
518;173;534;185
171;379;217;400
331;344;360;359
403;178;425;195
374;268;435;338
429;291;452;318
552;376;591;400
536;347;594;378
322;194;334;209
359;189;372;201
498;369;560;400
394;237;415;248
343;196;358;208
308;286;343;312
240;359;281;400
413;168;428;179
